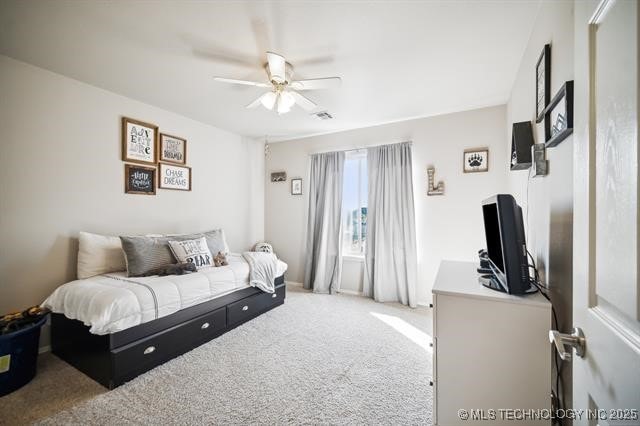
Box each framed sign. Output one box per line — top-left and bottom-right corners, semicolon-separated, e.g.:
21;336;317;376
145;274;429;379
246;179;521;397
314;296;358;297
291;178;302;195
158;163;191;191
544;81;574;148
159;133;187;165
463;148;489;173
125;164;156;195
122;117;158;165
535;44;551;123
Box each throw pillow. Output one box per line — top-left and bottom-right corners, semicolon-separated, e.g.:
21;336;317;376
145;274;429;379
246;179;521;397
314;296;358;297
168;237;214;268
120;236;177;277
78;232;127;279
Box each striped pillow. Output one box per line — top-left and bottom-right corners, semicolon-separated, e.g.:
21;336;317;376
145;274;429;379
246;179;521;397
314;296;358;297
120;236;177;277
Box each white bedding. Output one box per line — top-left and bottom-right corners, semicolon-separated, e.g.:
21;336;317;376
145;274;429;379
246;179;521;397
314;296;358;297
43;254;287;335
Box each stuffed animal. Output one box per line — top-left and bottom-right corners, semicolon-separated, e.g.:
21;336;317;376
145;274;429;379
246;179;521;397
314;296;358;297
144;262;197;277
253;242;273;253
213;251;228;267
1;306;50;335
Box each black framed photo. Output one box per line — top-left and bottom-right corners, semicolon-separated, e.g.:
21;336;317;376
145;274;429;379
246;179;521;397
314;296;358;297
544;80;573;147
535;44;551;123
125;164;156;195
291;178;302;195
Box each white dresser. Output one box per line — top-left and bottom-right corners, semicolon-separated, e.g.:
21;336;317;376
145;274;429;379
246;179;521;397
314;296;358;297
431;261;551;425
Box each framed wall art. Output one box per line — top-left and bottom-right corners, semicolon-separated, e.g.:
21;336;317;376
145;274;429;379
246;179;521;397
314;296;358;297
271;171;287;182
125;164;156;195
535;44;551;123
159;133;187;165
122;117;158;165
158;163;191;191
291;178;302;195
544;80;573;147
463;148;489;173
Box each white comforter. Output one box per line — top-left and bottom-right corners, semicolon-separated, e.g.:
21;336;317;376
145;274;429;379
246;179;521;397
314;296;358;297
43;254;287;335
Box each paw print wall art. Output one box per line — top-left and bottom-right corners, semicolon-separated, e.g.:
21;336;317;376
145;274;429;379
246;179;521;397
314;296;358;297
463;148;489;173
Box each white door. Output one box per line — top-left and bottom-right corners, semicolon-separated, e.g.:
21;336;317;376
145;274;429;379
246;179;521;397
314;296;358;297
572;0;640;424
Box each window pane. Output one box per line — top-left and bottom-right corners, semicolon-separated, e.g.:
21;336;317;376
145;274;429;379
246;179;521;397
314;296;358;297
342;151;367;256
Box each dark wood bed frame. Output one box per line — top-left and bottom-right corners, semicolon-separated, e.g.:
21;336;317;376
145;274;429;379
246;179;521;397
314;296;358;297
51;275;286;389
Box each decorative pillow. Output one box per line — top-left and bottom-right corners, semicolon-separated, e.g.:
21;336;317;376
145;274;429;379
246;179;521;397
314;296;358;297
120;236;177;277
168;237;213;269
77;232;126;279
165;229;229;255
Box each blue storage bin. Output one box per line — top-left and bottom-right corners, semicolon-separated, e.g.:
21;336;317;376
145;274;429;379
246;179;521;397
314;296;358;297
0;315;47;396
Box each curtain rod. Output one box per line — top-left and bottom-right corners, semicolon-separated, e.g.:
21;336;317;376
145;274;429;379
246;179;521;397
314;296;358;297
308;140;412;156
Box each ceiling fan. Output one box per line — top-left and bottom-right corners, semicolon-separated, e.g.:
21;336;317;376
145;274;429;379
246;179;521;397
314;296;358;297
213;51;341;115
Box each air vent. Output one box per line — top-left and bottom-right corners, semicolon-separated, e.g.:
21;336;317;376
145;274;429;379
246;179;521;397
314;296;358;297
312;111;333;120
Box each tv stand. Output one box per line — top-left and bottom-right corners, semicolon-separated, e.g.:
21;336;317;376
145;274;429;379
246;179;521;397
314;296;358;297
431;261;551;425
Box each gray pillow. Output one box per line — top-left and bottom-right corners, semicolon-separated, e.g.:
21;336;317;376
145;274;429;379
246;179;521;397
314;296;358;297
120;236;177;277
166;229;228;255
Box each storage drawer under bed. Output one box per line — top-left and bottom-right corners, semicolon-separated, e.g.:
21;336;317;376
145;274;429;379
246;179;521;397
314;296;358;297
112;306;226;378
227;285;285;326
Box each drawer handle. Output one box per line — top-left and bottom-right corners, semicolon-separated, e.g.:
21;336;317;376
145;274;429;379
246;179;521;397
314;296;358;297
272;293;277;298
201;322;210;329
144;346;155;355
242;305;249;311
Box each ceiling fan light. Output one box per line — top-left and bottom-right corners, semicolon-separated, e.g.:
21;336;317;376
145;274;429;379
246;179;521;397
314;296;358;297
260;92;277;110
276;97;292;114
279;91;296;111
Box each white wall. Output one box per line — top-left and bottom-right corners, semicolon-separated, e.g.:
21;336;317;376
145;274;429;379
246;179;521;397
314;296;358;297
265;106;508;304
505;0;574;407
0;55;265;318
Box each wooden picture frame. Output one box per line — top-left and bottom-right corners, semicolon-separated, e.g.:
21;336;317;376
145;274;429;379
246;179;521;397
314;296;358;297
291;178;302;195
158;162;192;191
535;44;551;123
544;80;574;147
125;164;156;195
159;133;187;165
122;117;158;165
463;148;489;173
271;171;287;182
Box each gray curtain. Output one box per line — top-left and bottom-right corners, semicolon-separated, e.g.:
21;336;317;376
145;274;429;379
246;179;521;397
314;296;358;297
364;142;418;307
303;151;345;294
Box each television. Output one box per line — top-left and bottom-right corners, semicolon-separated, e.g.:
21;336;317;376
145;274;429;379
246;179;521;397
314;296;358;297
481;194;531;295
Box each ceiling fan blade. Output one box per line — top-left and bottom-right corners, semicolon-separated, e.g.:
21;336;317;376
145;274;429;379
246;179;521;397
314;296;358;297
266;51;286;83
213;77;270;88
290;91;317;111
246;94;265;109
290;77;342;91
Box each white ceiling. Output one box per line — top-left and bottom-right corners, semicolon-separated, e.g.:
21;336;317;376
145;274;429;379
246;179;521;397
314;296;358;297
0;1;540;142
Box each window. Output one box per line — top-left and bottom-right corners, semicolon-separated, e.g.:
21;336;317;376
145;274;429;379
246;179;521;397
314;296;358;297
342;150;367;256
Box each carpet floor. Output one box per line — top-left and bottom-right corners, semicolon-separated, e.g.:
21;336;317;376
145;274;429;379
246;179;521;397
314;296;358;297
0;286;433;425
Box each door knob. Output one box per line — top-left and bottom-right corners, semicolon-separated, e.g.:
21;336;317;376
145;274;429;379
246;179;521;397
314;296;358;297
549;327;586;360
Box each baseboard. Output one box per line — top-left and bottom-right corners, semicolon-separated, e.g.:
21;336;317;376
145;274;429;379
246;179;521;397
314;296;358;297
39;345;51;354
285;281;303;287
417;300;433;308
337;289;362;296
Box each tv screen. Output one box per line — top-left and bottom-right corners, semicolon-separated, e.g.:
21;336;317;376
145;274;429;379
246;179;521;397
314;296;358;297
481;194;530;295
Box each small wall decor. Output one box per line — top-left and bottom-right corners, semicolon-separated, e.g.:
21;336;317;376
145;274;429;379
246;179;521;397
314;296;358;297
427;167;444;196
122;117;158;165
291;178;302;195
125;164;156;195
158;163;191;191
271;171;286;182
159;133;187;165
536;44;551;123
463;148;489;173
544;81;574;147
